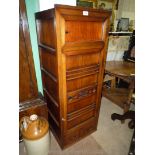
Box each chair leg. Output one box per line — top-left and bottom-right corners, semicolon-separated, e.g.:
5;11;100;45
111;110;135;129
111;77;116;88
128;120;135;129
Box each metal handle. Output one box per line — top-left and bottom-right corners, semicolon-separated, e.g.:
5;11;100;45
68;96;73;101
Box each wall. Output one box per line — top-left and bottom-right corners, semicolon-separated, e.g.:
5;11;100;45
25;0;43;94
106;0;135;61
117;0;135;21
39;0;76;11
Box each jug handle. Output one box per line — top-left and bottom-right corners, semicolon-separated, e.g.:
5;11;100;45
19;116;30;131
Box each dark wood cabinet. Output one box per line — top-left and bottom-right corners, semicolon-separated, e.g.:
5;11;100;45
19;0;38;102
19;0;47;122
35;4;111;149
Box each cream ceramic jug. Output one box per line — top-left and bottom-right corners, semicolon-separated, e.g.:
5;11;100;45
20;114;50;155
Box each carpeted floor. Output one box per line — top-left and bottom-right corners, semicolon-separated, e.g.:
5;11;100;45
19;97;134;155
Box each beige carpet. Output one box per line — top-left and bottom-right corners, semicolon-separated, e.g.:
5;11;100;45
19;97;134;155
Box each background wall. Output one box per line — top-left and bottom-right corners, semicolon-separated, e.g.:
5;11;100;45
117;0;135;21
25;0;43;93
39;0;76;11
106;0;135;61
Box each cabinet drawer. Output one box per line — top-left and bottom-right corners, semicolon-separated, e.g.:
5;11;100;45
67;104;95;130
67;84;97;104
67;74;98;92
66;53;100;70
67;94;96;113
64;117;96;146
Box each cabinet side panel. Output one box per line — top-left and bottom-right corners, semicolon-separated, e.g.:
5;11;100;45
36;13;62;140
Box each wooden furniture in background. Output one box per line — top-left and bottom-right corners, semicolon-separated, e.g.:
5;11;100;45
103;61;135;114
35;4;111;149
103;74;116;89
19;0;47;122
19;0;38;102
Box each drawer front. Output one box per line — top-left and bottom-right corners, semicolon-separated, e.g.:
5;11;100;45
66;52;100;70
64;118;96;146
67;94;96;113
67;84;97;104
67;74;98;92
67;105;95;130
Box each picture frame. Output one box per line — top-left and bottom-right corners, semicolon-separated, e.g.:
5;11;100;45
118;18;129;31
97;0;113;10
76;0;97;8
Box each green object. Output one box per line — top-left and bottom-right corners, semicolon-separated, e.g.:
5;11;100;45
25;0;43;94
77;1;93;8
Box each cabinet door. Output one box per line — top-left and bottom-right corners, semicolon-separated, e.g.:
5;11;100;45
65;20;103;42
56;6;111;133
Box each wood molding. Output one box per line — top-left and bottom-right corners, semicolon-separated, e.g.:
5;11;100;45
39;43;56;54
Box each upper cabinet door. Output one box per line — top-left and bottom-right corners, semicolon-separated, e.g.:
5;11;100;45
65;20;103;42
55;5;111;45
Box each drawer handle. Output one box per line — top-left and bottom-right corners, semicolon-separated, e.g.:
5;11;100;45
68;96;73;101
65;31;69;34
62;118;66;121
79;91;88;97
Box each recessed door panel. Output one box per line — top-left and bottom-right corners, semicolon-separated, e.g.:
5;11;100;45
65;21;103;42
42;71;58;102
40;48;57;77
36;19;55;48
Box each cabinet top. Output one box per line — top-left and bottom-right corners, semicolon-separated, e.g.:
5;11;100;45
35;4;111;20
54;4;111;13
35;4;111;16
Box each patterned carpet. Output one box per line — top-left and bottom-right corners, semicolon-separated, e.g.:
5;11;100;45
19;97;134;155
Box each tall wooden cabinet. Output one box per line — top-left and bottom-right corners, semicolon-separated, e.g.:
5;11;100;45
35;4;111;148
